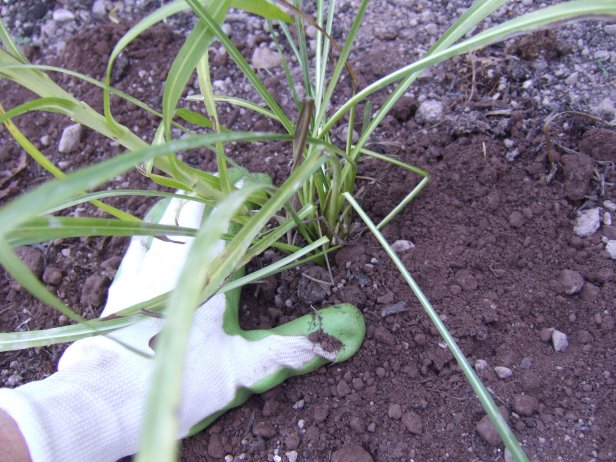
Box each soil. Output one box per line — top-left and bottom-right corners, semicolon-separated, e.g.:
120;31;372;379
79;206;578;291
1;1;616;461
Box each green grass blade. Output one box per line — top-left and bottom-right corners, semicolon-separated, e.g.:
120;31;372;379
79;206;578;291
233;0;292;22
162;0;230;140
0;131;289;232
0;315;143;352
315;0;369;129
6;217;198;247
196;52;231;194
0;18;27;63
175;108;213;128
0;97;78;122
43;190;208;215
343;192;529;462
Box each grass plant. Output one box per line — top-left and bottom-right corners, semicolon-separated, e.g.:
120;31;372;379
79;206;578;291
1;0;615;460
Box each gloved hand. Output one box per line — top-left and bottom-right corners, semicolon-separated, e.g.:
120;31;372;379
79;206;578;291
0;196;365;461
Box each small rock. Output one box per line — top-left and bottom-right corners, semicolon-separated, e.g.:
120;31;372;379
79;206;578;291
415;100;443;124
297;266;331;304
375;27;399;41
80;274;110;307
58;315;69;326
92;0;106;16
284;432;300;450
520;370;541;392
476;414;501;446
388;403;402;420
207;434;225;459
606;241;616;260
604;200;616;211
285;451;298;462
381;302;408;318
513;394;539;416
313;404;330;423
52;8;75;22
349;416;365;433
331;444;373;462
494;366;513;379
580;282;600;302
251;46;281;69
253;421;276;439
367;422;376;433
43;267;63;285
605;24;616;35
58;123;83;153
559;269;584;295
508;210;524;228
573;208;601;237
262;399;279;417
15;247;44;278
376;291;394;304
293;399;304;410
336;379;352;397
6;374;22;387
391;240;414;252
564;72;578;85
475;359;489;371
596;98;615;118
401;411;423;434
552;330;568;352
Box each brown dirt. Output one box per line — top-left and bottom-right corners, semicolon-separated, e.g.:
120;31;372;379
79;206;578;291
1;13;616;462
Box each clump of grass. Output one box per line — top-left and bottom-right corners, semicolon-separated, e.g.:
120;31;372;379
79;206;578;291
1;0;615;460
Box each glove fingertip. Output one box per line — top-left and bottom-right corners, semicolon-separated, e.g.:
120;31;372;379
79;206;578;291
311;303;365;363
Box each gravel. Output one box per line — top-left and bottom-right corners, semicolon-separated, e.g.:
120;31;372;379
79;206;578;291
574;208;601;237
551;329;569;352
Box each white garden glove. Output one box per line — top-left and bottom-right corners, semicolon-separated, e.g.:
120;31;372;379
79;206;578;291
0;196;365;462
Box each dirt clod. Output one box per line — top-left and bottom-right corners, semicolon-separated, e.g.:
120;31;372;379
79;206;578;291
80;274;110;307
331;444;373;462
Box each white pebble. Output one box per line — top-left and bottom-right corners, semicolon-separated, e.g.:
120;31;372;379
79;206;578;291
494;366;512;379
286;451;298;462
604;200;616;212
573;208;600;237
475;359;488;371
552;330;569;352
53;9;75;22
293;399;305;410
391;240;415;252
416;100;443;124
606;241;616;260
58;123;83;153
251;46;281;70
